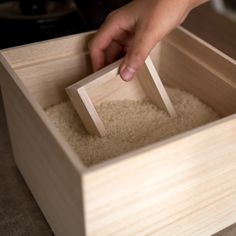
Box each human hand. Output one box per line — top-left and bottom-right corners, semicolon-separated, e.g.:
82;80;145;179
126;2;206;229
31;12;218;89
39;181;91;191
89;0;208;81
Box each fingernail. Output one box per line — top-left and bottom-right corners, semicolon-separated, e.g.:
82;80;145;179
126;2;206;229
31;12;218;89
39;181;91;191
120;66;135;81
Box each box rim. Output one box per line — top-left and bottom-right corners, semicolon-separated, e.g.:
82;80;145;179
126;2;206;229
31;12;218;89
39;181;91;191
0;30;95;56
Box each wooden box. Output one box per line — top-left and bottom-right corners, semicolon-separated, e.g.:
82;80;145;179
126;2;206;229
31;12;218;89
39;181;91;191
0;27;236;236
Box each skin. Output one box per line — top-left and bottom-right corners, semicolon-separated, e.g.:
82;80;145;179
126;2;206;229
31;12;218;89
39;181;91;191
89;0;209;81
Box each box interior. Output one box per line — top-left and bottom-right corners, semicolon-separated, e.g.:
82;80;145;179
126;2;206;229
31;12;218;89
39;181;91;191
2;29;236;166
3;30;235;115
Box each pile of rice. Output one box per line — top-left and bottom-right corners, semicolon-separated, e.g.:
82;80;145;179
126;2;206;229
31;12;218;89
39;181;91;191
45;87;219;166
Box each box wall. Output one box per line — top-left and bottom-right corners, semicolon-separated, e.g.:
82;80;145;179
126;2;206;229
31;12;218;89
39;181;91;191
155;42;236;116
1;31;94;69
150;29;236;117
0;62;86;236
83;116;236;236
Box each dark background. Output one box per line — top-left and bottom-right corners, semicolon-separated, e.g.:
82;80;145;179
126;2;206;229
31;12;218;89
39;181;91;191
0;0;130;49
0;0;235;50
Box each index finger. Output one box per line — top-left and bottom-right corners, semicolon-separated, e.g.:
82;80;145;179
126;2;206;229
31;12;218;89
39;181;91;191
89;14;129;71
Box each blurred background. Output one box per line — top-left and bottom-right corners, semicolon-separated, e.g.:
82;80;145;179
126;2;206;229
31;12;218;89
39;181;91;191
0;0;235;50
0;0;130;49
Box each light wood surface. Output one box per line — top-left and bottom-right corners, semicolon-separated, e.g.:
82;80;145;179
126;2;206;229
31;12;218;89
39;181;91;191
84;115;236;236
0;55;86;236
66;56;176;136
13;52;92;108
137;57;176;117
1;31;94;69
82;28;236;236
0;27;236;236
151;28;236;117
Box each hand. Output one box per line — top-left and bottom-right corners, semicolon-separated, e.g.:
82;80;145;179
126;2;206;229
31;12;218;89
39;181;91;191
89;0;208;81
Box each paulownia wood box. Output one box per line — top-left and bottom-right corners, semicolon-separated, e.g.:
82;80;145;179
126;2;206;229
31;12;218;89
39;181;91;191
0;27;236;236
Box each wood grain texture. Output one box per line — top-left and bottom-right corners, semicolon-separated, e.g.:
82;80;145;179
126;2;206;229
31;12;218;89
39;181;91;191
0;27;236;236
84;115;236;236
0;57;86;236
137;57;176;117
164;28;236;85
75;86;106;136
1;31;94;69
66;56;175;136
14;52;92;108
151;28;236;117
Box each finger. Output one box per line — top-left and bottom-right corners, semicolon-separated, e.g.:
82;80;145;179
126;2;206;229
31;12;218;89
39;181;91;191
119;24;160;81
105;32;133;64
106;41;123;64
89;12;131;71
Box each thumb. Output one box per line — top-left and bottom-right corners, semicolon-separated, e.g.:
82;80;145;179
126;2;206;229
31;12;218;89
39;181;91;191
119;27;158;81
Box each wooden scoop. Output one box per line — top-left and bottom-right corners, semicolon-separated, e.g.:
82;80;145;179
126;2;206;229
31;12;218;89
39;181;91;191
66;56;176;137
